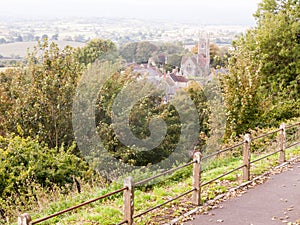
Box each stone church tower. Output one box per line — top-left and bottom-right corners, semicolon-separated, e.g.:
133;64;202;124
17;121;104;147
180;32;211;78
198;32;210;76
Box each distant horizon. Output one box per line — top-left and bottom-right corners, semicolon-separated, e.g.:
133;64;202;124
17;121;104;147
0;15;257;27
0;0;261;26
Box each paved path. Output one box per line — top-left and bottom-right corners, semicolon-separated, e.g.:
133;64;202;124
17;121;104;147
185;161;300;225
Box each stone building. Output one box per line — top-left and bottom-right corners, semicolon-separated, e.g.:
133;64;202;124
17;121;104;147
180;33;210;78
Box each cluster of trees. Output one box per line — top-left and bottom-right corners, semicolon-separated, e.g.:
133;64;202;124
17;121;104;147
0;38;209;221
0;39;196;154
0;33;62;45
221;0;300;139
95;71;209;167
120;41;187;66
0;32;92;45
76;39;118;65
0;41;88;220
0;41;83;148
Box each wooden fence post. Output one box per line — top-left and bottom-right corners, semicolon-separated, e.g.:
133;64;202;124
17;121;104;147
243;134;251;181
17;213;32;225
192;152;202;206
279;123;286;164
124;176;134;225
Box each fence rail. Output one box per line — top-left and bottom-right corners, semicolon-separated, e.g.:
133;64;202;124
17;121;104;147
135;160;196;186
18;122;300;225
202;141;245;161
251;128;281;141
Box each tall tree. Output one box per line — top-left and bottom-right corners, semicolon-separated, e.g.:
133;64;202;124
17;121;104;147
77;38;117;65
120;42;138;63
0;40;83;148
120;41;158;64
221;32;263;139
254;0;300;123
135;41;158;63
221;0;300;139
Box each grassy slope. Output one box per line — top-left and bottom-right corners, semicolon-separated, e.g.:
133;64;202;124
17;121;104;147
13;147;299;225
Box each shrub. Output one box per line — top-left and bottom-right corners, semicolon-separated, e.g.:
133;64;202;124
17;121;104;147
0;134;93;222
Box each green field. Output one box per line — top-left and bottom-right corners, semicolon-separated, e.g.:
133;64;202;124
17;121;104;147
0;41;85;58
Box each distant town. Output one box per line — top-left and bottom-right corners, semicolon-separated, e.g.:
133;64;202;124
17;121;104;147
0;17;249;60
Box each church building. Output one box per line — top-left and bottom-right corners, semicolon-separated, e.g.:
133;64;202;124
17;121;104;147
180;33;210;78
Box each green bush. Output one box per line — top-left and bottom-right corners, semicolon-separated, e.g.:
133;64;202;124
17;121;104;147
0;134;93;222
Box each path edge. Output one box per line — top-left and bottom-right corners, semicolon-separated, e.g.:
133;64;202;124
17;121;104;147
167;154;300;225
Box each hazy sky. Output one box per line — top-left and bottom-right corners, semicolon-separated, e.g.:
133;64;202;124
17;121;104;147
1;0;261;25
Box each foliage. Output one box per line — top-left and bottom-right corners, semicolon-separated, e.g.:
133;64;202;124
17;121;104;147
165;54;183;69
0;134;93;222
0;39;210;216
76;38;118;65
119;42;137;63
191;43;229;68
120;41;158;63
221;32;263;139
120;41;186;65
210;44;230;69
183;81;210;150
95;67;181;166
203;76;227;153
92;66;210;167
254;0;300;124
0;40;83;148
135;41;158;63
157;42;186;55
221;0;300;139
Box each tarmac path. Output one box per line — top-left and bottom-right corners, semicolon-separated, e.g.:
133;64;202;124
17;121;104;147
184;160;300;225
